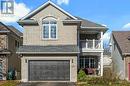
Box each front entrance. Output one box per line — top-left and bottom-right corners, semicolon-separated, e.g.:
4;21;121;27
28;60;70;81
79;56;99;75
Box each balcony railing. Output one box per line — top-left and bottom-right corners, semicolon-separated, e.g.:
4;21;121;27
80;40;102;50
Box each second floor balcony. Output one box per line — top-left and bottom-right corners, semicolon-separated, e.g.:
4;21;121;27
80;39;103;52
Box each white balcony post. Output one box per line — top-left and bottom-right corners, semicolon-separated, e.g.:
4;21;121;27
100;31;103;49
100;52;103;76
93;39;95;49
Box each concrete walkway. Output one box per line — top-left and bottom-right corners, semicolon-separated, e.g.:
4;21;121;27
17;82;76;86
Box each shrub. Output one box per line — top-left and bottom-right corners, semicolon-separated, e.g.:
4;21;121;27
77;68;130;86
78;69;86;82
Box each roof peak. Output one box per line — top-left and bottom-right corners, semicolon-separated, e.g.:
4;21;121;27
20;0;77;20
0;22;22;37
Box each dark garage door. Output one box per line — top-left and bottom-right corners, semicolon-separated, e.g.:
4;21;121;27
28;60;70;81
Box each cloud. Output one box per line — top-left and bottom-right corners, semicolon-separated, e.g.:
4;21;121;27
122;23;130;30
0;2;30;23
57;0;69;5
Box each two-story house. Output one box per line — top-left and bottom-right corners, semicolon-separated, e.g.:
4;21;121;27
0;22;22;80
17;1;107;82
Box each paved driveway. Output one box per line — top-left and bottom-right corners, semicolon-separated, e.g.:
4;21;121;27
17;82;76;86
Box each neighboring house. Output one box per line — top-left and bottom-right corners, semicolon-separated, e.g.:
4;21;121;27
0;22;22;80
17;1;107;82
110;31;130;80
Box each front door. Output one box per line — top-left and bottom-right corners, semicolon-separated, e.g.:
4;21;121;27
129;63;130;80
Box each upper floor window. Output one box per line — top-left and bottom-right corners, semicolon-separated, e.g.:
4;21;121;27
42;19;57;39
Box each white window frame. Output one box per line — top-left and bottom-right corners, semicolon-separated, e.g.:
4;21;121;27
42;19;58;40
80;57;96;68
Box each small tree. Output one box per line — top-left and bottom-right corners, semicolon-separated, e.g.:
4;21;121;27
78;69;86;82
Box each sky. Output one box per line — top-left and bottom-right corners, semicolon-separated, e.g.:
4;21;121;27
0;0;130;45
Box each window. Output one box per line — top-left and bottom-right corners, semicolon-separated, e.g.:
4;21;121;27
42;20;57;39
80;58;84;68
15;40;20;49
80;56;97;68
0;62;2;80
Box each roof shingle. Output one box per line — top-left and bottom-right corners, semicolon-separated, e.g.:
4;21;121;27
17;45;79;54
76;17;106;28
112;31;130;55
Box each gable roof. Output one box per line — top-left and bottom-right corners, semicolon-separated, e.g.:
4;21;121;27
7;26;23;37
76;17;106;28
75;17;108;32
21;1;77;20
17;45;79;54
112;31;130;56
0;22;23;37
0;22;10;32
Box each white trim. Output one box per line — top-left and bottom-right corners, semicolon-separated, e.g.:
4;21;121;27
80;57;96;68
70;60;71;81
100;31;103;49
123;53;130;55
82;49;104;52
124;58;126;79
62;20;82;22
27;59;71;81
42;18;58;40
100;52;103;76
0;52;11;54
21;1;77;20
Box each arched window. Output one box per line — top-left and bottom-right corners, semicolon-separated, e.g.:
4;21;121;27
42;18;57;39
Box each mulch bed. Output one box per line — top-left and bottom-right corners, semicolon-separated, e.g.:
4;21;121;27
0;80;6;85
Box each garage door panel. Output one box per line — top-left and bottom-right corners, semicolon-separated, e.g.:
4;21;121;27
28;60;70;81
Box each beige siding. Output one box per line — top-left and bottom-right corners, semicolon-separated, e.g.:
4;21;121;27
32;5;72;21
23;5;77;46
23;25;77;45
21;55;77;82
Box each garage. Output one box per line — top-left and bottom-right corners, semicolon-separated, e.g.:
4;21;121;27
28;60;70;81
